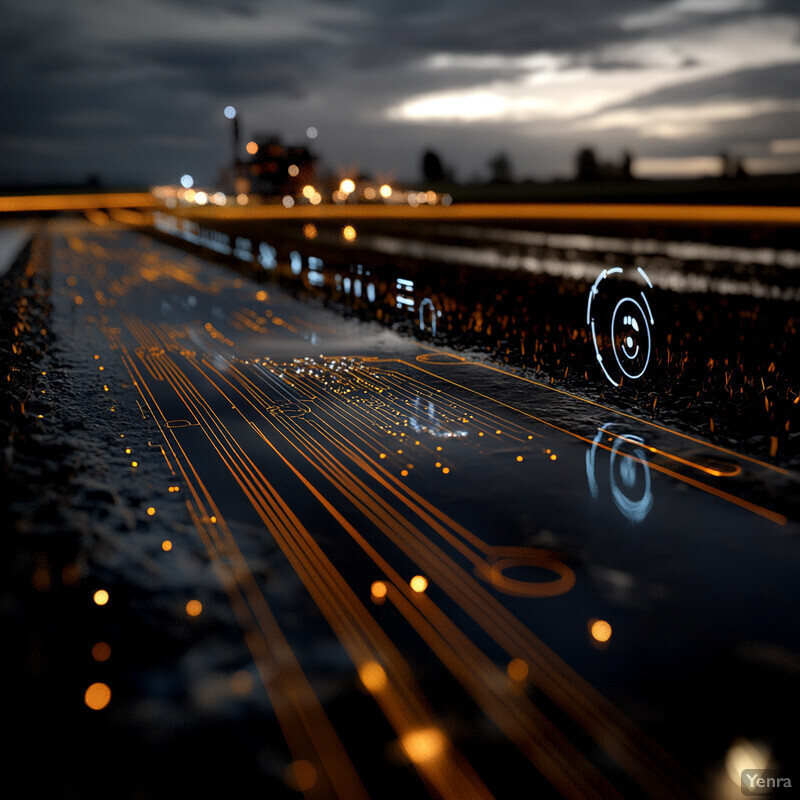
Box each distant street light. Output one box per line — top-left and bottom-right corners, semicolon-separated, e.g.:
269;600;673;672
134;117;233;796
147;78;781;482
180;174;194;189
225;106;240;181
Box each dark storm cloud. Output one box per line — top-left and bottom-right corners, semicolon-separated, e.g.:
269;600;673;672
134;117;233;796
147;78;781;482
2;0;800;185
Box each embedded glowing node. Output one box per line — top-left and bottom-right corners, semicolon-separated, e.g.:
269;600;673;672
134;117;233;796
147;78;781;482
210;515;217;523
284;760;317;792
231;669;254;695
339;178;356;195
358;661;387;693
379;183;392;199
507;658;529;682
223;105;237;119
186;599;203;617
590;619;612;642
410;575;428;593
245;140;258;155
371;580;388;599
161;540;173;552
84;682;111;710
288;164;299;177
400;727;446;764
92;642;111;662
93;589;109;606
180;174;194;189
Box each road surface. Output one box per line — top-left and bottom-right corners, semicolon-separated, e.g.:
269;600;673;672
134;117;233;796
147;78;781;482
6;217;799;799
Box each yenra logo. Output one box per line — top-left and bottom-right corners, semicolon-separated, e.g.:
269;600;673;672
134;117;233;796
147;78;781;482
587;266;655;387
742;769;793;796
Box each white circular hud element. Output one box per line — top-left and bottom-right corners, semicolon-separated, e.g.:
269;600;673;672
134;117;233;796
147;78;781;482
587;267;654;387
418;297;443;336
586;422;653;524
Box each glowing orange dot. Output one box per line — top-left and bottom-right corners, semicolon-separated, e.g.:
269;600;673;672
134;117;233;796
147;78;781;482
161;540;172;552
93;589;109;606
410;575;428;593
358;661;387;693
516;455;523;462
231;670;254;695
210;515;217;523
74;296;83;305
442;467;450;474
400;727;445;764
131;461;138;467
92;642;111;662
371;580;388;599
284;760;316;792
245;141;258;155
342;224;357;242
147;506;156;516
507;658;528;682
84;682;111;710
256;290;268;301
186;599;203;617
550;454;557;461
590;619;612;642
400;469;409;477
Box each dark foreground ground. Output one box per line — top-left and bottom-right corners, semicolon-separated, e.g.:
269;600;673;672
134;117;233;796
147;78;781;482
2;216;799;800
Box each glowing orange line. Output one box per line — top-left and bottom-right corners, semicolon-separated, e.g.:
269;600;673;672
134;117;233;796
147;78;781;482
0;192;157;212
161;201;800;225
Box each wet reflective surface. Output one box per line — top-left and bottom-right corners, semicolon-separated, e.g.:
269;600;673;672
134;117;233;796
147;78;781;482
5;218;799;799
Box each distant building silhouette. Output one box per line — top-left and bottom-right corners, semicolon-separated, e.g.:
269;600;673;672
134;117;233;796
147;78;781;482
221;135;316;197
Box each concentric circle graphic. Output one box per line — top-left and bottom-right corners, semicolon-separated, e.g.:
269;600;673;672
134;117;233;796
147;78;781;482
587;267;655;387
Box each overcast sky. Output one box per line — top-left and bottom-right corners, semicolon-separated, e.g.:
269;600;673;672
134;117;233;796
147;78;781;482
2;0;800;187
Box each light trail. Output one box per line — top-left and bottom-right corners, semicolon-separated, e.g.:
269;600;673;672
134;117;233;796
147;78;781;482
0;192;157;213
163;201;800;226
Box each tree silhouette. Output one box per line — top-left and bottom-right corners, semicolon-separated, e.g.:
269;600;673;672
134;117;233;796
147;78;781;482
422;150;445;182
575;147;599;181
488;152;512;183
